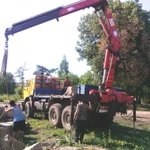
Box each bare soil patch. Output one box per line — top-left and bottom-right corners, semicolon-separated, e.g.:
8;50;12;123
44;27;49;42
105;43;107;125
115;110;150;128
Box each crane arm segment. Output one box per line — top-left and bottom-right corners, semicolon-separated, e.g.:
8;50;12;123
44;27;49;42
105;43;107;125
5;0;106;37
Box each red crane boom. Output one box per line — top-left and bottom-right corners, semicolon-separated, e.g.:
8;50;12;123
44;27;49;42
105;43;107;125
1;0;120;89
1;0;134;105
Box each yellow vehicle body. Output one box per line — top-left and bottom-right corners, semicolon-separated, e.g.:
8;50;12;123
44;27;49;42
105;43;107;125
23;78;35;100
22;75;64;100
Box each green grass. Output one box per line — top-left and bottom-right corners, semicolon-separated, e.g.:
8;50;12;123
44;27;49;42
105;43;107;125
24;116;69;147
24;113;150;150
1;94;150;149
85;118;150;150
0;94;21;102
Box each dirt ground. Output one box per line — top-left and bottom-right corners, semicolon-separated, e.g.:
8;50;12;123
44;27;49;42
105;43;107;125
130;111;150;130
116;111;150;125
134;111;150;122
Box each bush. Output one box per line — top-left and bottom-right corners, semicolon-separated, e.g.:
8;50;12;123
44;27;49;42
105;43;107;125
0;94;21;101
15;85;23;97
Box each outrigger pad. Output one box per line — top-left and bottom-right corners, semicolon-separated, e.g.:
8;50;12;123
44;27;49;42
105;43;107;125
72;94;99;103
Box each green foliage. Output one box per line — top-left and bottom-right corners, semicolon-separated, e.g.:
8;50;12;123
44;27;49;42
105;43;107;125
76;13;103;74
59;73;79;86
57;55;80;86
11;94;22;101
76;0;150;102
14;85;23;98
111;0;150;89
68;73;80;86
58;55;69;77
79;71;100;85
0;72;16;95
0;94;20;101
0;94;9;101
33;65;58;76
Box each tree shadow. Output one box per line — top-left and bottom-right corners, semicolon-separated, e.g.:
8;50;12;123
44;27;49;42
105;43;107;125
24;125;39;145
86;121;150;149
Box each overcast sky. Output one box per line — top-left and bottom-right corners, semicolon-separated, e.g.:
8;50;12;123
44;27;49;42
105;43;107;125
0;0;149;80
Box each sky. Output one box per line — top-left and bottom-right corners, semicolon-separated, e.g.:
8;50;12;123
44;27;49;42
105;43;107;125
0;0;149;80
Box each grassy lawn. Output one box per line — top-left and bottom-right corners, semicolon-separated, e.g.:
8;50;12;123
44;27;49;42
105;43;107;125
24;116;69;146
1;95;149;149
109;117;150;150
23;112;150;150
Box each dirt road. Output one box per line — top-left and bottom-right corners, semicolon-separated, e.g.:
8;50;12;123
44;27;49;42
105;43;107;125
115;110;150;130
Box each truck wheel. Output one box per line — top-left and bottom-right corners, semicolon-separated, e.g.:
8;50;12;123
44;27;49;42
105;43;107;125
25;102;34;118
22;97;30;111
61;106;71;131
48;103;63;128
20;102;25;111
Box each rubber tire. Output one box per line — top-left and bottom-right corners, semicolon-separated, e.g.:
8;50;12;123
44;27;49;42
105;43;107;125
25;102;34;118
48;103;63;128
20;102;25;111
22;97;30;111
61;106;71;131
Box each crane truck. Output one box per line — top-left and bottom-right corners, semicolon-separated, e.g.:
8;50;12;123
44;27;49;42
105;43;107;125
1;0;134;131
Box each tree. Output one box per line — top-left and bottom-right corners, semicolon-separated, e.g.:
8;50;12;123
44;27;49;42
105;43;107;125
33;65;58;76
15;63;28;84
0;72;16;95
68;73;80;86
76;0;150;97
58;55;69;78
79;71;100;86
14;63;29;98
57;56;80;85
